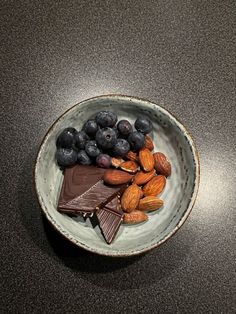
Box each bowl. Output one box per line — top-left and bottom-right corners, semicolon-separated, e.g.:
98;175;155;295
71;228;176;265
35;95;199;257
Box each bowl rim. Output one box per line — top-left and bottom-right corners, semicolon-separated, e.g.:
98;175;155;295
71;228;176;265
34;94;200;257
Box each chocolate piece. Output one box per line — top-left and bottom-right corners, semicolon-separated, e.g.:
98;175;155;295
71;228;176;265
96;197;124;244
58;165;126;215
58;165;106;206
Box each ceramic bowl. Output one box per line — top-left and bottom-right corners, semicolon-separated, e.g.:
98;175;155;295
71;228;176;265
35;95;199;257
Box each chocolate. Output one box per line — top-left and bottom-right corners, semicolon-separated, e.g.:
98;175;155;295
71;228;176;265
96;196;123;244
58;165;105;207
58;165;126;215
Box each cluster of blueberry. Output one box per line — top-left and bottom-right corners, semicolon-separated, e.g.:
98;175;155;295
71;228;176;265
56;111;153;168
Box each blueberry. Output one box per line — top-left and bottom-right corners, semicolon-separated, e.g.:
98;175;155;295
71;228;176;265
85;140;101;157
77;150;92;165
113;139;130;157
134;117;153;134
95;127;117;149
56;148;77;167
117;120;133;137
74;130;90;150
56;127;77;149
83;119;98;137
96;154;111;168
95;111;117;128
128;131;145;151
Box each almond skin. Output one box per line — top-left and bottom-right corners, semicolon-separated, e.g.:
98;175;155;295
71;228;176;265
145;135;154;151
103;169;133;185
133;169;156;185
123;210;148;224
138;196;164;211
111;157;124;168
120;160;139;173
143;175;166;196
139;148;155;172
126;151;139;162
121;184;142;213
153;152;171;177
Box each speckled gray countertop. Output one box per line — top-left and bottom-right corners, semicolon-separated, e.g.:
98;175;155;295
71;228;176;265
1;1;235;313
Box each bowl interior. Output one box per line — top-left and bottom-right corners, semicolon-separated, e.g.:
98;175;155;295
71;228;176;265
35;95;199;256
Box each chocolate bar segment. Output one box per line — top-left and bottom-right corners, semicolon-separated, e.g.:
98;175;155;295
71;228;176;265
60;181;125;214
96;197;124;244
58;165;126;215
58;165;106;208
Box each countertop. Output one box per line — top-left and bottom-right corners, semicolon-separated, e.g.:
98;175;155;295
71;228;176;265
1;1;235;313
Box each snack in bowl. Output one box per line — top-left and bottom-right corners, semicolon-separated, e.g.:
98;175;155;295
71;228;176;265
35;95;199;256
55;111;171;244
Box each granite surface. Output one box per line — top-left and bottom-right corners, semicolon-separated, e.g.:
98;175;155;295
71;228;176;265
1;0;235;313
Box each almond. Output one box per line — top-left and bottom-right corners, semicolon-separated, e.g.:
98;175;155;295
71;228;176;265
121;184;142;213
126;151;139;162
123;210;148;224
133;169;156;185
103;169;133;185
138;196;164;211
145;135;154;151
153;152;171;177
139;148;155;172
111;157;124;168
143;175;166;196
120;160;139;173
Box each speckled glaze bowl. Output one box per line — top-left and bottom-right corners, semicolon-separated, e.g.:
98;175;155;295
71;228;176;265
35;95;199;257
